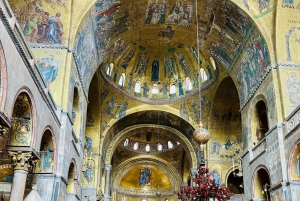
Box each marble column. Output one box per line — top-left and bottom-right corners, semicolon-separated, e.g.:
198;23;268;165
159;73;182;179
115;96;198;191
104;164;112;200
8;151;32;201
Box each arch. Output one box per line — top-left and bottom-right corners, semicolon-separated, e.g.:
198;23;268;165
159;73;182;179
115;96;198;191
0;41;8;111
224;166;244;194
249;94;269;145
66;159;78;194
118;73;125;87
36;127;56;173
251;165;271;199
106;63;114;77
134;80;141;94
288;139;300;181
185;77;193;92
10;88;37;147
112;156;181;191
104;124;197;168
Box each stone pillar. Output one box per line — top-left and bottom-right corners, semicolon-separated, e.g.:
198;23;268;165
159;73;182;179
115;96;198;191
190;168;198;187
104;164;112;200
8;151;32;201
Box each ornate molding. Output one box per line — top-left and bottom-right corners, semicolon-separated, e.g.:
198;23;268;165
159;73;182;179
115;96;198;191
8;151;34;171
104;124;197;168
285;105;300;136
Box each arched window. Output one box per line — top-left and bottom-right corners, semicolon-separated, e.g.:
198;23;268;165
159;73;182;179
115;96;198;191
106;63;113;76
252;100;269;142
36;130;54;173
168;141;173;149
185;77;193;92
210;57;216;70
170;84;176;95
152;84;159;94
124;139;129;147
119;73;125;87
145;144;150;152
135;81;141;94
200;68;208;82
157;143;162;151
134;142;139;150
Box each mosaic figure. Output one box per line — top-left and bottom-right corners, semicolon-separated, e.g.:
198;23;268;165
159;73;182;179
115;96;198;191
140;167;151;185
296;154;300;175
164;55;176;78
151;56;159;81
121;48;136;69
36;55;61;87
135;54;149;77
145;0;166;24
142;82;150;98
118;100;128;119
211;169;221;185
127;77;133;93
38;141;52;172
167;1;193;26
176;52;190;75
104;97;117;117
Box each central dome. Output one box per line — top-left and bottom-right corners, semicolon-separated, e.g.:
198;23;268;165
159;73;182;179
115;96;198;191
99;41;217;104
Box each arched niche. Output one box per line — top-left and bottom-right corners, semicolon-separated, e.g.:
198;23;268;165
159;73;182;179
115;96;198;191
208;77;242;181
251;99;269;144
252;166;271;199
10;92;34;146
66;160;78;195
35;129;55;173
72;86;81;138
0;41;8;111
226;169;244;194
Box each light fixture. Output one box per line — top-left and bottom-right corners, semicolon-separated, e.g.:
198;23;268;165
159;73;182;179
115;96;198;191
192;0;210;166
177;1;231;200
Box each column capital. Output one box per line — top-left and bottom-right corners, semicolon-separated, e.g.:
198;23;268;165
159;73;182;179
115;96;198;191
8;151;33;171
105;164;112;171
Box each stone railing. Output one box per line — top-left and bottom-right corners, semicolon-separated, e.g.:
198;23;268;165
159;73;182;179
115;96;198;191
115;186;175;197
250;139;266;163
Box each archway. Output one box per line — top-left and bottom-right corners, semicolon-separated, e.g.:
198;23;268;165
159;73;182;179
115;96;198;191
251;99;269;144
252;166;271;200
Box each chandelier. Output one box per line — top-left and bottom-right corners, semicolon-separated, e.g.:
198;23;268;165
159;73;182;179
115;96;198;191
178;0;231;200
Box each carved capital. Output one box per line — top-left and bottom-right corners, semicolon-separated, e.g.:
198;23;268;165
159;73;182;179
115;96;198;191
8;151;33;171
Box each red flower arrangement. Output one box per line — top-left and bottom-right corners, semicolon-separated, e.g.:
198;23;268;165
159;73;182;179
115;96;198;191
178;167;231;201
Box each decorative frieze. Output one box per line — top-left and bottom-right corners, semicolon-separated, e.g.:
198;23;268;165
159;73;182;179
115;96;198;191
286;106;300;135
116;186;174;197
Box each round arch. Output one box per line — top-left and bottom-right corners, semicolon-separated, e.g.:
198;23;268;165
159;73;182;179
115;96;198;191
112;156;181;192
104;124;198;168
10;87;37;147
251;165;271;199
248;94;269;144
36;126;57;173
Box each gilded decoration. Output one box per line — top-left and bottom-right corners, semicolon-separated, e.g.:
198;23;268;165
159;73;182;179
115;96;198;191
104;124;197;168
10;93;32;146
8;151;33;171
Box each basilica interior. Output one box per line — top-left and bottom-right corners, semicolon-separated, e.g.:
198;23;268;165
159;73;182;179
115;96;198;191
0;0;300;200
